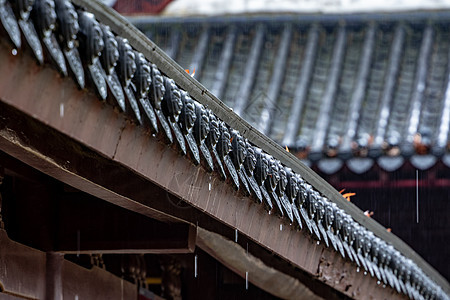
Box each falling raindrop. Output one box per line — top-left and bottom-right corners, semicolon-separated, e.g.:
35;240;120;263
280;224;282;231
194;255;198;278
60;103;64;118
245;271;248;290
357;267;360;272
316;241;319;245
12;49;17;56
268;211;271;215
235;229;238;242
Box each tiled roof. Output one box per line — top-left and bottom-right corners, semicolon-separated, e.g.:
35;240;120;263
136;14;450;173
1;1;448;298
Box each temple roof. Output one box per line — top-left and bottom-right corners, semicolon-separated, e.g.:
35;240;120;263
160;0;450;16
135;13;450;174
0;0;449;298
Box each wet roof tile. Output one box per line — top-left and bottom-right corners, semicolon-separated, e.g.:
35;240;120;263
136;16;450;173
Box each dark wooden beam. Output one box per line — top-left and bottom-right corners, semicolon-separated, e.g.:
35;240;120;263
0;229;138;299
197;227;321;300
0;39;416;298
0;42;181;225
54;194;196;254
61;1;450;292
0;158;195;254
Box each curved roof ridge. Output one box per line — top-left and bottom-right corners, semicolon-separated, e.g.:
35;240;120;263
2;0;448;297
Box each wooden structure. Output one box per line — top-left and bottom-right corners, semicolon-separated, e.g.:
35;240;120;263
135;12;450;282
0;0;448;299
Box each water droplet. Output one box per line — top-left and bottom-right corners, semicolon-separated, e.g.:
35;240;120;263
268;211;271;215
383;284;386;288
245;271;248;290
364;271;367;276
194;255;198;278
316;241;320;245
377;281;381;285
357;267;360;272
12;49;17;56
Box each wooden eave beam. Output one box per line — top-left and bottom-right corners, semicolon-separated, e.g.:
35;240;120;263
0;230;138;300
197;227;322;300
68;2;450;292
0;38;405;298
54;194;196;254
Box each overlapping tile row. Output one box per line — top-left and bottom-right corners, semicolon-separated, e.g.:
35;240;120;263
140;19;450;173
0;1;448;299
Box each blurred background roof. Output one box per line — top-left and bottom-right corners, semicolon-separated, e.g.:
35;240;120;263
161;0;450;16
135;14;450;174
104;0;450;16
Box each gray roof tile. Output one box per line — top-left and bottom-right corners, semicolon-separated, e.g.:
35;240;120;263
137;16;450;173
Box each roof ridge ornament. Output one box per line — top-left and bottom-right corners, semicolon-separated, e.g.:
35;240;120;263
14;0;44;63
179;91;200;164
162;77;186;155
99;24;124;109
78;10;106;99
55;0;84;88
193;102;214;171
134;51;159;133
150;64;172;143
0;0;21;49
33;0;67;76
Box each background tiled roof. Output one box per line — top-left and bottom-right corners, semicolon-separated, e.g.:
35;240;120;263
136;14;450;173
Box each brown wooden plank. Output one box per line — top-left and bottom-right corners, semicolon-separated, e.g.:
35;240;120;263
0;230;46;299
70;0;449;292
0;39;410;298
196;227;322;300
0;229;139;300
54;194;196;254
